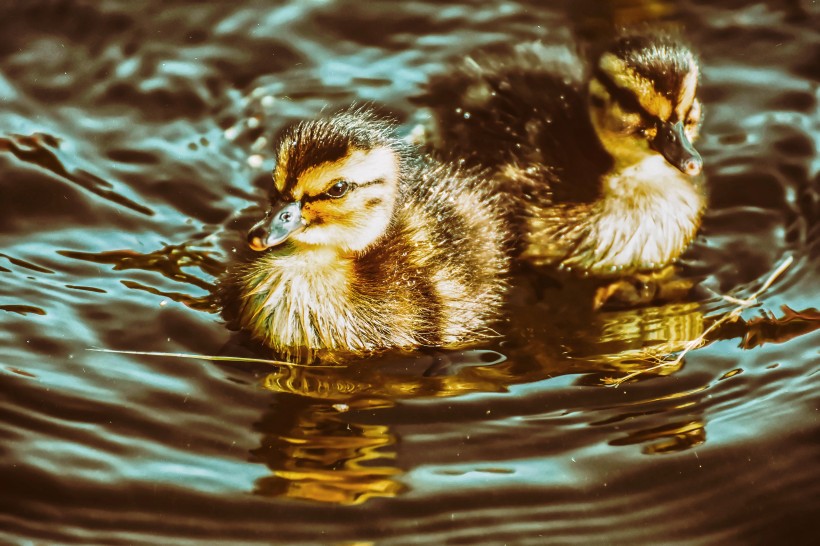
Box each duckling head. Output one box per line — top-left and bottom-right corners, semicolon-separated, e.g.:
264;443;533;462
588;31;703;176
247;109;403;255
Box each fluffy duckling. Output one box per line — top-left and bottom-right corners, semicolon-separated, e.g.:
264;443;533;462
421;30;706;279
219;107;509;360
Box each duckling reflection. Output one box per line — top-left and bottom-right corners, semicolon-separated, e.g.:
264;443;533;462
219;106;509;361
247;294;820;503
502;274;705;382
421;30;706;302
249;348;527;505
251;396;404;505
248;300;705;505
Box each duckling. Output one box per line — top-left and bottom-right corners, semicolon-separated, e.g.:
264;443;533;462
420;30;706;283
219;107;509;361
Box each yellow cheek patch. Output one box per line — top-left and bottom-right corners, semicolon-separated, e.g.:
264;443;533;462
618;110;642;132
297;146;399;199
589;78;606;100
600;53;672;120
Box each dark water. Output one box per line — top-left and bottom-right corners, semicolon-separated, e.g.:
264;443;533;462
1;0;818;543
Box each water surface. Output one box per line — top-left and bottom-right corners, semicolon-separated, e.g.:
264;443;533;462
1;0;818;544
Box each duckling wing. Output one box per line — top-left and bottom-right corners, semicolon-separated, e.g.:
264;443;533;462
370;158;509;344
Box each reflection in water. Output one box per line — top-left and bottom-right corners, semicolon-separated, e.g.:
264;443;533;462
720;305;820;350
611;419;707;455
252;397;403;505
53;226;814;503
502;275;707;383
251;293;709;504
249;289;820;505
252;355;511;504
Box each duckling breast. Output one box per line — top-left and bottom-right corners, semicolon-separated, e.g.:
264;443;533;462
233;246;369;354
522;155;705;275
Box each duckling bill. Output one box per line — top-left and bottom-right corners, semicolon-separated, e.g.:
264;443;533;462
421;30;707;278
219;107;509;360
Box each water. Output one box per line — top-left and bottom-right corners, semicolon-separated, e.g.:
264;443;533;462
1;0;818;543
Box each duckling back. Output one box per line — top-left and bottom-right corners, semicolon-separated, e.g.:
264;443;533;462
382;156;510;345
421;40;612;202
219;107;509;360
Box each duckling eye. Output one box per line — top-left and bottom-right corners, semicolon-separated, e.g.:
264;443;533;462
324;180;351;199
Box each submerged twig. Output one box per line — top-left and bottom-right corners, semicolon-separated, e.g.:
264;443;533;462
605;255;795;387
86;348;342;368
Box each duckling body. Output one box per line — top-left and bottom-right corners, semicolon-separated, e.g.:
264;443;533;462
421;31;706;278
220;108;509;359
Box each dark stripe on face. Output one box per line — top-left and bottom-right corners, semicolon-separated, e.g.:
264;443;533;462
357;178;384;190
302;178;386;203
592;67;655;124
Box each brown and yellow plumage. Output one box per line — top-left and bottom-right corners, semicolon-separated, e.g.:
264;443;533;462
219;107;509;360
421;30;706;278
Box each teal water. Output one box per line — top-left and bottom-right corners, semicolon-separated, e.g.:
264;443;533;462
1;1;818;544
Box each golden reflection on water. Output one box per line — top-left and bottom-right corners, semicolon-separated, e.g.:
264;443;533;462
252;286;711;504
611;419;707;454
503;276;707;383
251;400;404;505
247;280;820;505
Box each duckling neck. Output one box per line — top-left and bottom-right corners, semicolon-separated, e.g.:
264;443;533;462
580;154;705;274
